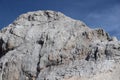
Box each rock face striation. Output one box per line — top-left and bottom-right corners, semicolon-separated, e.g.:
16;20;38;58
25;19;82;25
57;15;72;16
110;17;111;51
0;10;120;80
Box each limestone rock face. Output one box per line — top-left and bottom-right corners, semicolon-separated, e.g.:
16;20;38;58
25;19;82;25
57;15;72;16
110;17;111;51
0;10;120;80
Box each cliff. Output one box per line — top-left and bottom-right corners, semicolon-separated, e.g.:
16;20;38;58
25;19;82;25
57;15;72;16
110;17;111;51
0;10;120;80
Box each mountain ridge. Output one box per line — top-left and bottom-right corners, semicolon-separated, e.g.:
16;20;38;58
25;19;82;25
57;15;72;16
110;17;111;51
0;10;120;80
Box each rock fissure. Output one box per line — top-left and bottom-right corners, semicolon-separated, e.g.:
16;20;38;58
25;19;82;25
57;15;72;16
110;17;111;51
36;54;41;79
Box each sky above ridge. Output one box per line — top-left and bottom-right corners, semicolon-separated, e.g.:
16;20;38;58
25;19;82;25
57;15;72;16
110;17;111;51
0;0;120;39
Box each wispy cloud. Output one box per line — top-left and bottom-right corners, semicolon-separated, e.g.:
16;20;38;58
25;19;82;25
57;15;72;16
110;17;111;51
84;4;120;38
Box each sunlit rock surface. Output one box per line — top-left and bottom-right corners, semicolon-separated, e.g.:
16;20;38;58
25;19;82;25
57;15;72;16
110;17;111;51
0;10;120;80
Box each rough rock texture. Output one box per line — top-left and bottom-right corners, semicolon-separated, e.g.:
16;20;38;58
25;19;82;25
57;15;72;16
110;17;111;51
0;10;120;80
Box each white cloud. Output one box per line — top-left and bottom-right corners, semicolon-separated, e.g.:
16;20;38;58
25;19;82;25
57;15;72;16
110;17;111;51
85;4;120;38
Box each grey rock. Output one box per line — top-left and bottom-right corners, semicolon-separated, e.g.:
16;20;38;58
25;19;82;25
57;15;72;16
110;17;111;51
0;10;120;80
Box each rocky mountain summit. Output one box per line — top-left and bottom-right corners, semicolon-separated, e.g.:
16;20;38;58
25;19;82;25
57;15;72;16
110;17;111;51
0;10;120;80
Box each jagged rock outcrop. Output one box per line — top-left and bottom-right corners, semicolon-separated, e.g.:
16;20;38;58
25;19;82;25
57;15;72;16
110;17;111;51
0;10;120;80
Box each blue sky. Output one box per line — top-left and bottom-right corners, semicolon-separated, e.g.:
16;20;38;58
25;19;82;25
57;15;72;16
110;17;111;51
0;0;120;39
